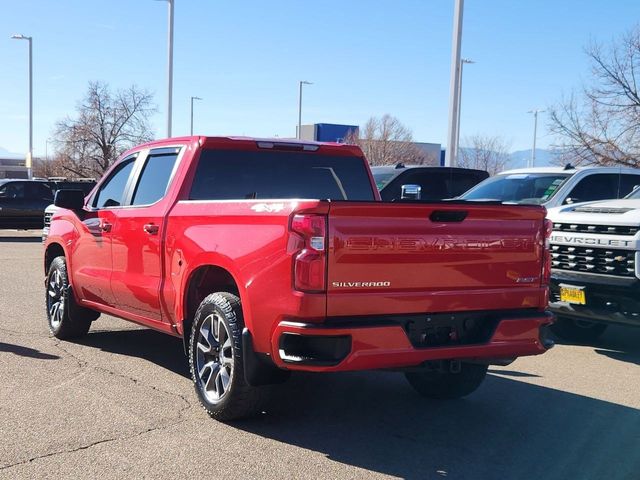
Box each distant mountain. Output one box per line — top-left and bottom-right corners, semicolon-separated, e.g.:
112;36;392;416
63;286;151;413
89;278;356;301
0;146;23;159
508;149;559;169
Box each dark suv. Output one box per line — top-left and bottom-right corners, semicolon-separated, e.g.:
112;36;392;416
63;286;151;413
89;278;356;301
0;179;55;229
371;164;489;201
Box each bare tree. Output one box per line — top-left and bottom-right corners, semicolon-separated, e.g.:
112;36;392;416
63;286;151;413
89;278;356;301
549;25;640;166
458;134;511;175
53;81;156;177
32;155;67;178
344;115;434;166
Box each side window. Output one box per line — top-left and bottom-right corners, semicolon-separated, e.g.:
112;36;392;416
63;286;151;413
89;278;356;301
565;174;617;204
26;182;54;201
618;174;640;198
131;148;180;206
92;158;136;208
402;171;447;200
0;182;25;199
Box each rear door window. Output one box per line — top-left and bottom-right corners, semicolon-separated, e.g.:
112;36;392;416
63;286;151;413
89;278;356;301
618;174;640;198
189;150;375;201
131;148;181;206
26;182;54;201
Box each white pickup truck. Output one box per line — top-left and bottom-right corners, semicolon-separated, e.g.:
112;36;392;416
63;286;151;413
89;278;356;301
546;188;640;340
460;165;640;207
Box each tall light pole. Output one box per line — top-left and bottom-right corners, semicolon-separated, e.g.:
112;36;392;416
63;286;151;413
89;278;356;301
528;109;545;167
156;0;175;138
445;0;464;167
11;34;33;179
453;58;475;162
190;96;202;135
298;80;312;139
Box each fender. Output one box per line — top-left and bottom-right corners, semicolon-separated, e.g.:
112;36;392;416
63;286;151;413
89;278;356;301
176;251;251;335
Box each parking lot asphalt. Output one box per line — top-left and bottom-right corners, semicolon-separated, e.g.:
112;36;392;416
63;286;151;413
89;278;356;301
0;230;638;480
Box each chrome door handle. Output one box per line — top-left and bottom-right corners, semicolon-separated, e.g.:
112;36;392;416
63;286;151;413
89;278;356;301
100;222;112;232
144;223;159;235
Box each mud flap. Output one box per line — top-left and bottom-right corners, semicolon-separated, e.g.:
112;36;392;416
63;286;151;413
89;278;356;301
242;328;291;386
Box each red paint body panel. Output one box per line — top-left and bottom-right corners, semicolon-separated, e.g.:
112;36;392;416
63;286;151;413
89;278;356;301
325;202;547;316
45;135;553;374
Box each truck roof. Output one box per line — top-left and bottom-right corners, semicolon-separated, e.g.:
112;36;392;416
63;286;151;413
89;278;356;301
135;136;358;151
499;166;640;175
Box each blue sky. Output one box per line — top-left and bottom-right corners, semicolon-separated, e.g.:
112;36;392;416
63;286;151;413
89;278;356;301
1;0;639;157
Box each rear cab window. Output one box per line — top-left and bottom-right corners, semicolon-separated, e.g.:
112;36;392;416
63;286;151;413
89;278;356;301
189;150;375;201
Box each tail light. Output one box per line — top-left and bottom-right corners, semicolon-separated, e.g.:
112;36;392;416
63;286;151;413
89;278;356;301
541;218;553;285
290;214;327;292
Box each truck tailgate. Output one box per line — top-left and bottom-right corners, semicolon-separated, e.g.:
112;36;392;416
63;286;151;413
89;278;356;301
326;202;546;316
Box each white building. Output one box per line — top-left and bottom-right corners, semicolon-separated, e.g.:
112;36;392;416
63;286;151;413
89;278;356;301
0;151;27;179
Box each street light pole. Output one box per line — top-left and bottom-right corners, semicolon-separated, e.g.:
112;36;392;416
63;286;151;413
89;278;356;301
190;96;202;135
298;80;312;139
454;58;475;163
156;0;175;138
445;0;464;167
167;0;174;138
11;34;33;179
527;109;545;167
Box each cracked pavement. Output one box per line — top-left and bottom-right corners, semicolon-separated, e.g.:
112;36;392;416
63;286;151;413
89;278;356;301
0;230;639;480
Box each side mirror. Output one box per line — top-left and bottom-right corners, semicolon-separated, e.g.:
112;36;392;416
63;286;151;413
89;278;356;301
54;189;85;210
401;184;422;200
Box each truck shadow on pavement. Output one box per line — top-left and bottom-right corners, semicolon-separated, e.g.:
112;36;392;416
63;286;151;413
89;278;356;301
71;327;639;479
554;325;640;366
74;328;190;378
242;371;640;480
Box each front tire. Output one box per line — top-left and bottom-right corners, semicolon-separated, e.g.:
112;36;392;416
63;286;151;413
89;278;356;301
189;292;266;421
405;362;488;399
551;316;608;343
45;256;98;339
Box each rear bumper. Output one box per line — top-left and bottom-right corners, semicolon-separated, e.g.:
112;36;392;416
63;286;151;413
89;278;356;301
270;311;555;372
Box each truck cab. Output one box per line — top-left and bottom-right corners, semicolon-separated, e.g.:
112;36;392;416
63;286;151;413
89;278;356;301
460;166;640;207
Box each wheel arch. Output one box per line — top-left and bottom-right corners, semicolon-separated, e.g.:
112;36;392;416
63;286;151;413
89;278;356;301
180;263;248;352
44;242;66;275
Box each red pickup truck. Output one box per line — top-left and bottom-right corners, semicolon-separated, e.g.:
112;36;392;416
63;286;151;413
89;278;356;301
44;136;554;420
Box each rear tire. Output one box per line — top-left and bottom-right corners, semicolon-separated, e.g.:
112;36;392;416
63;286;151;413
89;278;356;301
405;362;487;399
551;316;607;343
45;256;99;339
189;292;266;421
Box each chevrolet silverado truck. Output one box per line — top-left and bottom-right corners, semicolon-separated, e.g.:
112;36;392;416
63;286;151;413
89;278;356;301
460;165;640;207
547;188;640;341
44;136;554;420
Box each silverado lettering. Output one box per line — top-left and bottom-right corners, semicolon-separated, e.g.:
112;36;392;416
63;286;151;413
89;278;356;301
44;135;554;421
332;281;392;288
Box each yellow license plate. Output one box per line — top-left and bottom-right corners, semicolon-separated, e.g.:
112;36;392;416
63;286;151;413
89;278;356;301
560;286;586;305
